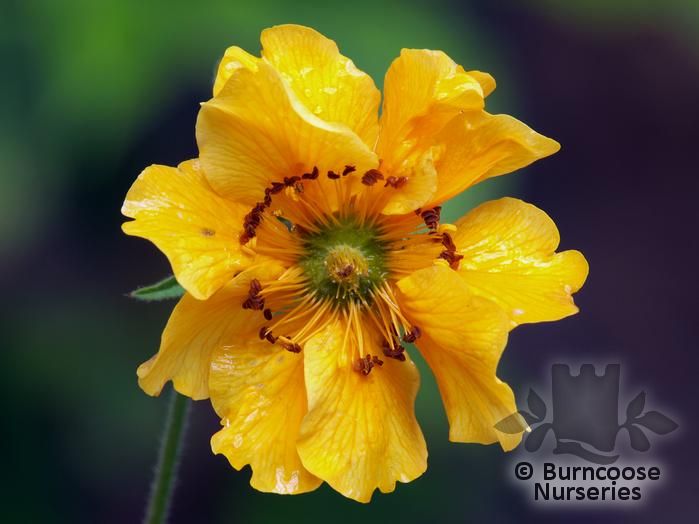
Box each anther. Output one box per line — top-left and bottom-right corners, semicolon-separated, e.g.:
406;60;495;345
402;326;421;343
342;165;356;176
259;326;270;340
283;176;300;186
269;181;286;195
278;338;302;353
293;181;304;193
384;176;408;189
438;250;464;270
441;232;456;251
361;169;384;186
421;206;442;230
327;170;341;179
242;279;265;310
355;354;375;375
263;308;273;320
382;340;407;361
302;166;320;180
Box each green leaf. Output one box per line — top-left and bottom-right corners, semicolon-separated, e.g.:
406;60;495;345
129;276;184;302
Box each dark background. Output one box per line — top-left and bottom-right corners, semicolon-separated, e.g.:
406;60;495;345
2;0;697;522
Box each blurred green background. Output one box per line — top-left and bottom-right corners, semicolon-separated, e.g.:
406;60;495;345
2;1;698;522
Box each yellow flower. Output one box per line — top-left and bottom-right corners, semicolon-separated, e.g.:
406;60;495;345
122;24;588;502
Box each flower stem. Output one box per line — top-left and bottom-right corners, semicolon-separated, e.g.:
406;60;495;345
144;390;191;524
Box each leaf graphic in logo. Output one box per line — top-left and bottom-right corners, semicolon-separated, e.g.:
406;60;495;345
636;411;678;434
519;410;539;426
525;423;551;452
527;388;546;420
627;425;651;452
626;391;646;419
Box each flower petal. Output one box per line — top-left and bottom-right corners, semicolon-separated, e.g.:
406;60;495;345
378;49;485;165
428;112;560;205
376;49;486;213
197;61;378;206
209;340;321;494
452;198;588;325
136;263;283;400
122;159;252;300
213;46;260;96
260;24;380;148
396;265;522;450
297;321;427;503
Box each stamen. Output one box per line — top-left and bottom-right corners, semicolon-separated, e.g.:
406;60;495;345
381;339;406;361
384;176;408;189
361;169;384;186
327;170;341;180
421;206;442;230
242;278;265;310
302;166;320;180
342;165;356;176
402;326;421;343
354;354;384;375
438;231;464;269
263;308;273;320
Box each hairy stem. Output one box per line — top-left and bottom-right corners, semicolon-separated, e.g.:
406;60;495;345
144;390;191;524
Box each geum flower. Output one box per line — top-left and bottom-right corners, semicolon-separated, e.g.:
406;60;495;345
122;25;588;502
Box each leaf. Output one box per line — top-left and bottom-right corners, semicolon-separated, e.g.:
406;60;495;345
128;275;185;302
494;412;529;434
636;411;678;435
527;388;546;420
525;423;551;452
627;425;651;452
519;410;540;426
626;391;646;420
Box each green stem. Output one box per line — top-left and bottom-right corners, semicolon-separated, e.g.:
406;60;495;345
144;390;191;524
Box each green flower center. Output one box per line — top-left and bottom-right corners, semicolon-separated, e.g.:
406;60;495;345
298;218;388;305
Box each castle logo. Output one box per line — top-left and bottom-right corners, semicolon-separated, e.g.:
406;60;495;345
496;364;678;464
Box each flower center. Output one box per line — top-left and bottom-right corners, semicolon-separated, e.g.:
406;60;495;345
298;217;387;305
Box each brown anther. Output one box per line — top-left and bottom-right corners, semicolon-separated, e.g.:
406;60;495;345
361;169;384;186
263;308;273;320
279;339;302;353
327;170;341;179
263;194;272;206
342;165;356;176
382;340;407;361
402;326;422;343
200;227;216;237
384;175;408;189
438;250;464;270
441;232;456;251
293;181;304;193
259;326;270;340
283;176;300;186
269;182;286;194
354;354;375;375
371;355;384;366
421;206;442;230
265;332;277;344
302;166;320;180
242;279;265;310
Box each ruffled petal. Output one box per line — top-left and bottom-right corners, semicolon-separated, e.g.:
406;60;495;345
197;61;378;206
209;340;321;494
136;263;283;400
213;46;260;96
452;198;588;325
122;159;252;300
260;24;380;148
395;265;523;450
376;49;486;213
427;112;560;206
297;321;427;503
